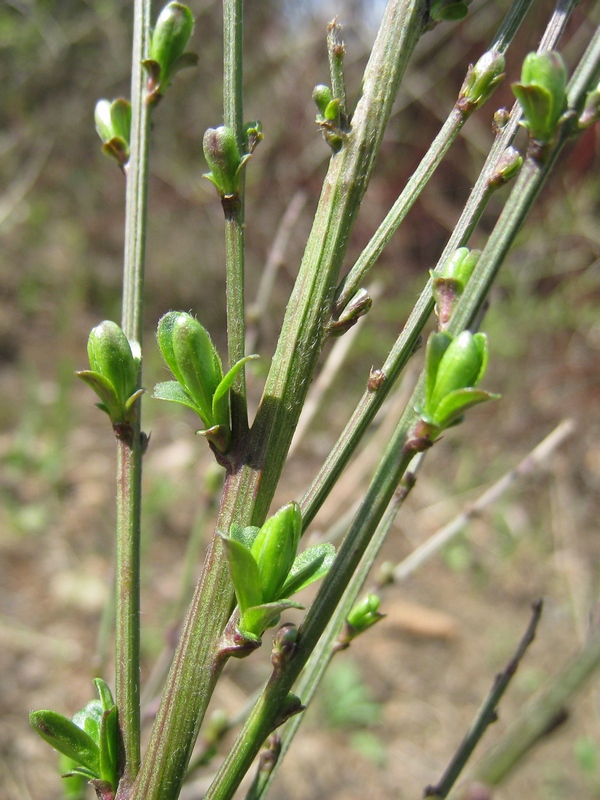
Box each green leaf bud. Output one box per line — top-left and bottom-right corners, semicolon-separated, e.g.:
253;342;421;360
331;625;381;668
459;50;505;111
72;700;103;744
271;622;299;672
274;692;305;728
243;120;263;155
440;247;479;285
579;86;600;130
493;108;510;131
251;502;302;602
240;599;304;642
221;534;263;616
433;248;480;329
77;321;141;426
323;97;341;123
203;126;243;197
430;0;468;22
109;98;131;143
346;593;384;635
327;288;372;337
422;331;499;431
94;100;114;143
156;311;223;427
313;84;333;117
512;51;568;143
451;248;479;283
487;146;523;190
87;321;139;407
93;678;116;713
146;2;196;100
427;331;487;413
94;99;132;166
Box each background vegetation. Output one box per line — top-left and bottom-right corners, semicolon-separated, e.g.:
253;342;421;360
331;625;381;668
1;1;599;798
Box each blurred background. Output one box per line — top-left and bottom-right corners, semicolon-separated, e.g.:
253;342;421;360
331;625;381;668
1;1;600;798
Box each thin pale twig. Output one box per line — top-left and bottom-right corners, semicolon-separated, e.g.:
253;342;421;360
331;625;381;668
391;419;575;584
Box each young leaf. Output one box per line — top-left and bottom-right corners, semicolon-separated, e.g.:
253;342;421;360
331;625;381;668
203;126;243;197
157;311;223;426
146;2;196;100
280;542;336;598
229;523;260;550
98;705;120;788
152;380;202;414
433;387;500;429
240;600;304;639
87;321;138;407
29;710;100;775
424;332;452;414
428;331;487;414
72;700;103;743
221;535;263;613
211;354;259;429
76;370;121;419
251;502;303;602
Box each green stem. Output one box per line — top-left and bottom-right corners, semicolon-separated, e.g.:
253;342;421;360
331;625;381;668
300;124;508;529
334;106;466;316
247;0;429;525
115;0;151;789
334;0;534;316
115;438;142;791
327;19;349;128
205;21;600;797
300;0;581;530
204;422;418;800
223;0;248;439
122;2;151;346
130;4;429;798
128;468;241;800
254;459;424;800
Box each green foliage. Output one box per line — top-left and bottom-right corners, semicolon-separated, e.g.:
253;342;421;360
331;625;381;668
203;126;246;198
76;321;143;428
30;679;121;792
420;330;499;435
512;51;568;144
432;247;480;328
459;50;505;111
144;2;198;104
95;98;132;167
153;310;257;452
222;502;335;640
343;594;385;643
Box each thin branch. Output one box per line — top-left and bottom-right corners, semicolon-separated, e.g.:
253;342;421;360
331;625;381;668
115;0;152;788
464;629;600;793
424;600;544;799
223;0;248;438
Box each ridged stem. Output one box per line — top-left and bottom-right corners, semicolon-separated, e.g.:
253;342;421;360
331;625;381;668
115;0;151;791
129;4;429;798
223;0;248;438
